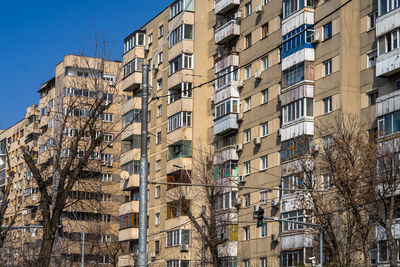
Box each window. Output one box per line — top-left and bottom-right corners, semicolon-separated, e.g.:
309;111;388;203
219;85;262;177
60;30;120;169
261;122;268;137
155;213;160;225
214;191;237;210
378;240;388;262
260;257;267;267
245;97;252;111
367;51;377;68
156;159;161;171
323;96;332;114
120;212;140;229
166;229;190;247
262;23;269;38
169;53;193;74
216;66;239;90
260;224;267;237
281;135;313;162
245;161;251;175
156;132;162;144
379;0;400;16
124;32;145;53
155;186;161;198
262;89;268;103
244;259;250;267
169;24;194;47
245;33;252;48
392;30;399;50
245;66;252;79
378;110;400;137
122;160;140;175
323;135;333;150
168;111;192;132
282;98;314;124
156;79;163;91
158;52;163;64
368;12;377;30
245;2;252;16
244;194;250;207
123;58;145;78
283;0;314;18
282;62;305;88
100;174;112;182
281;210;304;232
159;25;164;37
244;129;252;143
243;226;250;240
323;22;332;41
262;56;269;71
323;173;332;189
260;191;267;204
170;0;193;18
261;155;268;170
215;99;239;119
282;250;300;267
157;105;162;117
369;90;378;106
324;59;332;76
122;109;141;127
396;79;400;90
263;0;269;4
149;33;153;44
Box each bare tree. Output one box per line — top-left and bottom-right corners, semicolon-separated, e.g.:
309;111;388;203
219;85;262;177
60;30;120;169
166;148;238;267
22;48;123;266
0;148;17;253
297;113;376;266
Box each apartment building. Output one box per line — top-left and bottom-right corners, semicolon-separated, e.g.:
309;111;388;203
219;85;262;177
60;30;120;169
1;55;125;266
118;1;213;266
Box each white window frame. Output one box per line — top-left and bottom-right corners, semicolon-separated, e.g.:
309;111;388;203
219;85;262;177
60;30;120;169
156;159;161;171
245;97;252;111
260;190;267;204
243;226;250;240
245;66;252;79
262;56;269;71
261;155;268;170
155;186;161;198
245;161;251;175
323;96;332;114
244;129;252;143
262;89;268;103
261;122;268;137
155;213;160;225
324;59;332;76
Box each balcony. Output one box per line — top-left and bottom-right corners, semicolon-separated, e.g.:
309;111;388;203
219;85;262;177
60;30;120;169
119;201;139;215
281;232;313;250
120;174;140;191
119;227;139;242
215;20;240;45
167;98;192;117
119;255;135;267
166;157;192;175
218;241;238;257
376;7;400;37
215;0;240;15
214;81;241;104
121;122;141;141
282;7;314;35
214;145;239;165
121;72;142;92
214;113;239;136
122;97;141;115
215;54;239;74
376;90;400;118
376;48;400;77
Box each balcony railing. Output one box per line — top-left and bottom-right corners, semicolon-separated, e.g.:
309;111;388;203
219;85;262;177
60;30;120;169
214;113;239;136
215;0;240;15
215;54;239;74
215;20;240;45
214;145;239;165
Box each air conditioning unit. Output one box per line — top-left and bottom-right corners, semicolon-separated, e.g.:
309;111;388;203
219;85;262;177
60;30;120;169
271;199;279;207
239;175;246;184
150;251;156;260
254;137;261;145
254;71;262;79
107;161;113;167
256;4;263;13
180;244;189;252
254;204;260;212
237;113;243;122
173;145;180;154
17;138;20;144
236;143;243;151
234;10;243;21
277;129;282;136
144;44;150;51
277;94;281;102
312;144;320;153
271;234;279;243
237;80;244;88
109;81;116;87
310;32;320;44
234;197;242;207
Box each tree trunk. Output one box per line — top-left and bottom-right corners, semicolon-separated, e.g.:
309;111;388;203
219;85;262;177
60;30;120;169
36;234;56;266
388;236;398;267
210;246;220;267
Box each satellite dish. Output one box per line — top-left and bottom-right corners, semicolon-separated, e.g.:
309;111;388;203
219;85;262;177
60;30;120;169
120;171;130;180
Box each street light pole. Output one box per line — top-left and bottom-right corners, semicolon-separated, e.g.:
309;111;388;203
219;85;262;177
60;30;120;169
137;64;149;267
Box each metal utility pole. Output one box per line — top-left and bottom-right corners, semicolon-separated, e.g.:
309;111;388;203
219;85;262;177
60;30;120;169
81;232;85;267
201;205;206;267
6;247;10;267
137;64;149;267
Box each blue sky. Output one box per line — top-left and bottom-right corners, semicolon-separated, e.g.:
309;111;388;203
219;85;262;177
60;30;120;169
0;0;167;129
